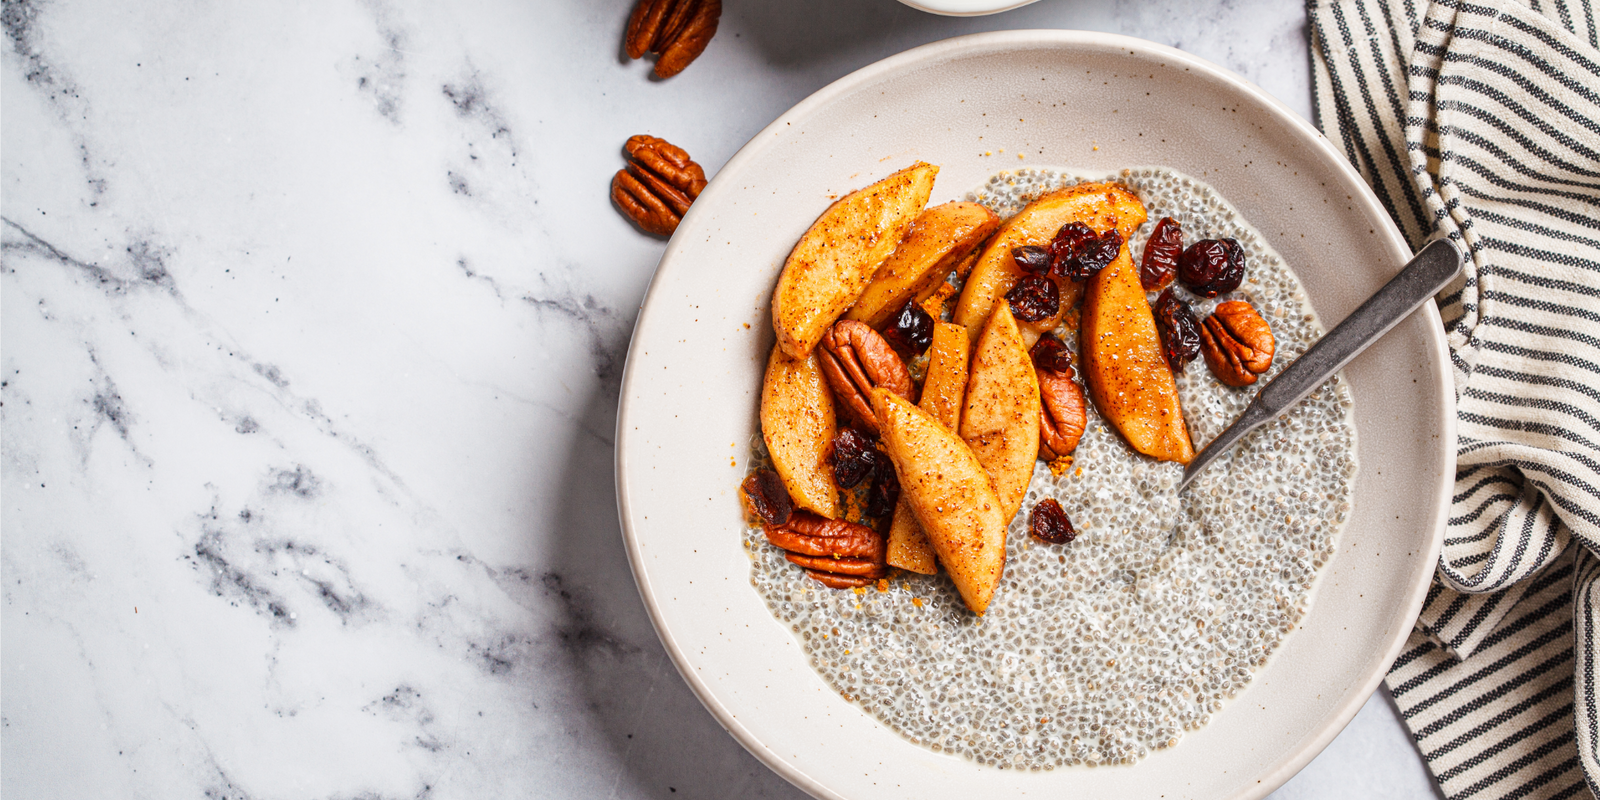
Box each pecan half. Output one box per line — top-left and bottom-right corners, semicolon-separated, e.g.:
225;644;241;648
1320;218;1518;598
1030;334;1087;459
784;553;888;578
655;0;697;52
612;171;677;236
763;511;887;562
654;0;720;78
611;135;707;236
1200;300;1276;386
623;0;721;78
1037;366;1088;460
626;135;708;198
624;0;670;59
817;320;913;435
805;571;878;589
765;511;888;588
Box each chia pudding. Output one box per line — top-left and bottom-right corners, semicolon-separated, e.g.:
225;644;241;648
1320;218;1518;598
744;166;1358;769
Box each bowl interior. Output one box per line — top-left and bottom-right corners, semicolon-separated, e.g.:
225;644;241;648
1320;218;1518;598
616;31;1450;800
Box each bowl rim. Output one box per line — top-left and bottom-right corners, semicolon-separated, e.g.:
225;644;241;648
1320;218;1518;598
615;28;1452;800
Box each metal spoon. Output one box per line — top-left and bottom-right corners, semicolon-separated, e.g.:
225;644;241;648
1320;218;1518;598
1179;237;1465;492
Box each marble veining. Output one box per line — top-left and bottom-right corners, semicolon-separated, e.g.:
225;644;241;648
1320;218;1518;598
1;1;1438;798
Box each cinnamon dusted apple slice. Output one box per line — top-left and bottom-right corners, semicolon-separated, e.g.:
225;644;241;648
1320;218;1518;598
846;201;1000;328
959;305;1041;524
760;344;840;518
952;182;1147;341
873;389;1007;615
887;321;969;574
1081;243;1196;463
772;162;939;359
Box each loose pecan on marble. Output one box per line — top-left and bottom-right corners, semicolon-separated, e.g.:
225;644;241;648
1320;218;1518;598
625;0;669;59
1199;300;1275;386
611;134;708;236
624;0;721;79
817;320;913;436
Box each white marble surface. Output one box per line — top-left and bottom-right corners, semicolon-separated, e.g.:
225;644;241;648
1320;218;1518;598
0;0;1443;797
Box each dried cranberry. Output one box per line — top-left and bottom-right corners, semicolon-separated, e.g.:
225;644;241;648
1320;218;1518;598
741;468;793;527
1011;245;1052;275
1048;221;1097;273
1004;274;1060;323
866;456;899;518
1081;230;1123;277
1152;288;1202;372
881;300;934;357
1029;333;1075;375
1029;498;1076;544
827;428;878;488
1178;237;1245;297
1053;227;1123;281
1140;217;1183;291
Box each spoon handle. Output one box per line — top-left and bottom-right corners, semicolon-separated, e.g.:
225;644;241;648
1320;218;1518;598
1179;237;1464;491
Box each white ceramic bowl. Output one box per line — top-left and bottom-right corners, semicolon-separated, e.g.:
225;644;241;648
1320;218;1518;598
898;0;1044;16
615;30;1452;800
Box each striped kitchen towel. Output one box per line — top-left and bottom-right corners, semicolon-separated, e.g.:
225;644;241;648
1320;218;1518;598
1307;0;1600;798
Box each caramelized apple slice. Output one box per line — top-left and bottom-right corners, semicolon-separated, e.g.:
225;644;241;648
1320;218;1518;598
846;202;1000;328
1081;246;1196;463
873;389;1007;615
772;162;939;359
953;182;1147;341
760;345;840;518
887;321;969;574
960;305;1041;524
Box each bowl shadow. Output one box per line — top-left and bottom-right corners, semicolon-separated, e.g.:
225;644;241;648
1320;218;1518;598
724;0;1104;71
539;373;811;799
